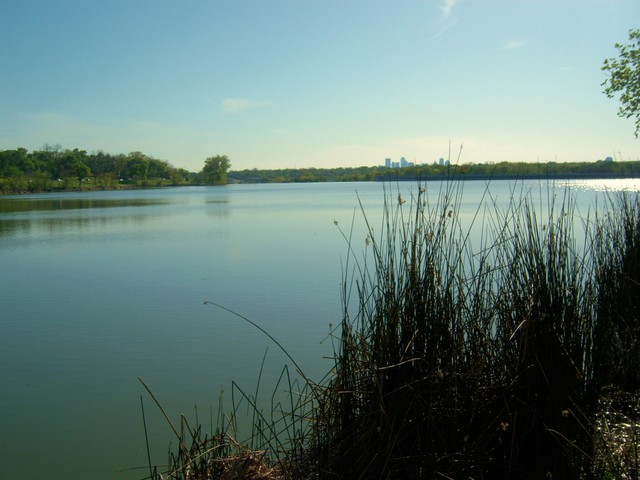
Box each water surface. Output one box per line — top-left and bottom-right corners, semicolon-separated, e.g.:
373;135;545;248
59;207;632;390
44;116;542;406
1;179;638;479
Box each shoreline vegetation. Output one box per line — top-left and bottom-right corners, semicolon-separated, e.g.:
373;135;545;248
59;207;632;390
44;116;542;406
137;179;640;480
1;146;640;195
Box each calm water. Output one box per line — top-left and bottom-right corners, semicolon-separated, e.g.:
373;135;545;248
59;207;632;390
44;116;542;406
1;179;638;479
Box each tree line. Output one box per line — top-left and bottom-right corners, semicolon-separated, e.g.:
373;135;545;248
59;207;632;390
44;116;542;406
2;145;640;194
228;159;640;184
0;146;234;194
0;145;193;193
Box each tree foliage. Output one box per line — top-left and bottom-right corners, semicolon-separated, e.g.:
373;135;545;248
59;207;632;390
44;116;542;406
201;155;231;185
0;146;189;193
602;28;640;137
227;159;640;184
2;144;639;195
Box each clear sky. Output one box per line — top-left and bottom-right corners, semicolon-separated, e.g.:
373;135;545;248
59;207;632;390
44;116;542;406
1;0;639;172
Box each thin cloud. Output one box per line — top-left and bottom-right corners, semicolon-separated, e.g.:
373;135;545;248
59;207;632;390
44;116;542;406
20;111;76;124
431;0;458;38
432;19;458;39
439;0;457;18
501;39;526;50
222;97;270;114
18;111;96;138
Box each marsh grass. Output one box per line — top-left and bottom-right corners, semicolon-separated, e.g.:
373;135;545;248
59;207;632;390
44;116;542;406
313;179;640;479
142;178;640;479
138;304;323;480
139;368;319;480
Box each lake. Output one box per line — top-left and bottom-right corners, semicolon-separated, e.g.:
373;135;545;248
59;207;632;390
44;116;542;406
1;179;639;479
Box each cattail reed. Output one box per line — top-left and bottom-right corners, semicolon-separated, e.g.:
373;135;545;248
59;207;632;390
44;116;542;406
312;180;640;479
146;179;640;479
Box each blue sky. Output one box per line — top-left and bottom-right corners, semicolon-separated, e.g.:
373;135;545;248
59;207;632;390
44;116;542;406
1;0;639;171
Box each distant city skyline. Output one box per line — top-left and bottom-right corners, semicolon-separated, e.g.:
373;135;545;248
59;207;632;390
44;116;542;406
382;152;626;171
1;0;639;172
385;157;415;169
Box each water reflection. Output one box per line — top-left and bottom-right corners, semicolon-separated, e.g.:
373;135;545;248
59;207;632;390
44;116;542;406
0;188;231;241
0;196;172;214
549;178;640;193
0;213;152;240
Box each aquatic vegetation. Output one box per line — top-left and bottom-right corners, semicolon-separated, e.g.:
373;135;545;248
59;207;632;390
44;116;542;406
144;179;640;479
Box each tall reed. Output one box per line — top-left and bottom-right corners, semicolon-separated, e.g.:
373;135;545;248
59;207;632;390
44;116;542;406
311;180;640;479
143;179;640;479
592;193;640;393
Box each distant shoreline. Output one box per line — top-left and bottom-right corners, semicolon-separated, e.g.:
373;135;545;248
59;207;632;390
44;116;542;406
0;183;143;196
3;171;640;196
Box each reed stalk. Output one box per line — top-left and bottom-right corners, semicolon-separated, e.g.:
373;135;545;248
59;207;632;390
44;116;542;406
311;180;640;479
142;178;640;480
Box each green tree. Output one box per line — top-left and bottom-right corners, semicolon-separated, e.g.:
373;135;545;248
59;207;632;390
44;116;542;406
201;155;231;185
86;150;115;182
125;151;150;181
602;28;640;137
147;158;172;180
170;168;190;185
55;149;90;185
